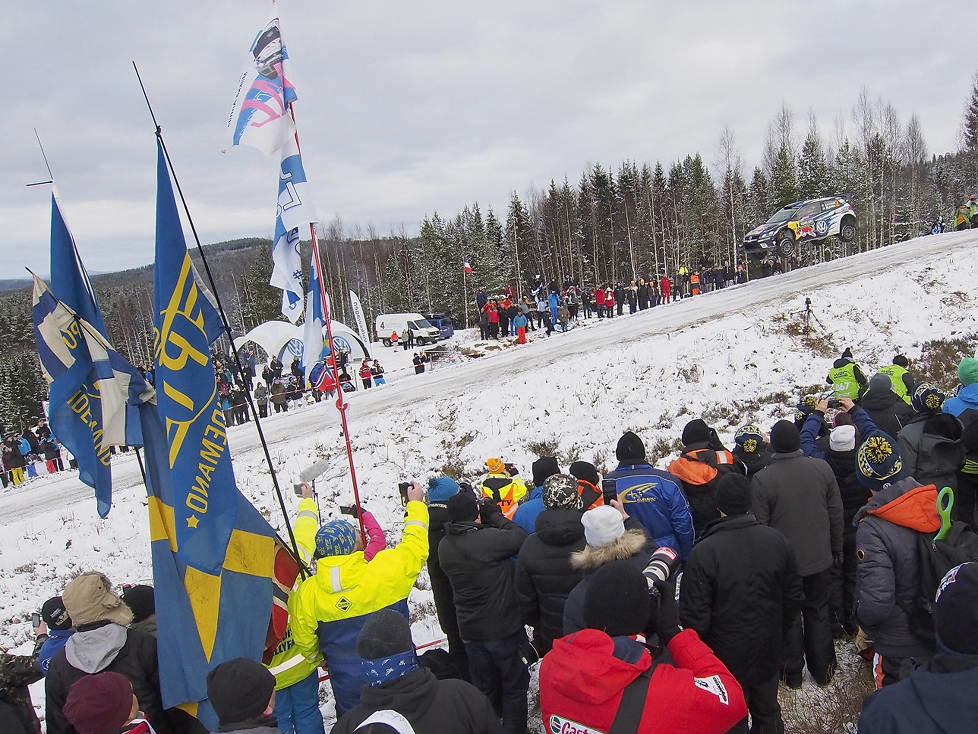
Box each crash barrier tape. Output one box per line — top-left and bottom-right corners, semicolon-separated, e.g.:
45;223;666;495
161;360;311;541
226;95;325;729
316;637;447;682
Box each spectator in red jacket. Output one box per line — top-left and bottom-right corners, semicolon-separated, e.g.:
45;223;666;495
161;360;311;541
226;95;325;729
659;274;672;303
540;560;746;734
358;360;373;390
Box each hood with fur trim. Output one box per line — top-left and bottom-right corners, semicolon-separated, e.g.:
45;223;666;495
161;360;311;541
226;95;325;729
570;528;648;570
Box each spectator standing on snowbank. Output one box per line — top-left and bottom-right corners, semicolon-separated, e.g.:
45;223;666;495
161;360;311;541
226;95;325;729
827;347;869;401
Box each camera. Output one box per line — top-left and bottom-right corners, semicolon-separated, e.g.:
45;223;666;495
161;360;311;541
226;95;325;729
398;481;411;504
339;505;359;517
642;547;680;596
827;398;841;409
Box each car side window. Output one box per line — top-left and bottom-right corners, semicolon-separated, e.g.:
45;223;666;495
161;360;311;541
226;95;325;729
796;203;819;219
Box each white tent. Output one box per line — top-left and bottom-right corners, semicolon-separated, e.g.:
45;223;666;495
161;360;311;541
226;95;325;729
232;320;371;365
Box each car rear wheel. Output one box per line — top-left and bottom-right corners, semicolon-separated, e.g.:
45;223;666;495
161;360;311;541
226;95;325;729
416;337;426;346
382;338;391;347
776;230;795;258
839;216;856;243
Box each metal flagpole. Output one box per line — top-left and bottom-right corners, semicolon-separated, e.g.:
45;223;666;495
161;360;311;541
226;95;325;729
133;62;306;577
462;262;469;330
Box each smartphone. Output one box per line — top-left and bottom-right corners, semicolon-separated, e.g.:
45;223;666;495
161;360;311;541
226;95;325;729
601;478;618;505
339;505;358;517
31;612;40;628
293;483;304;496
398;481;411;505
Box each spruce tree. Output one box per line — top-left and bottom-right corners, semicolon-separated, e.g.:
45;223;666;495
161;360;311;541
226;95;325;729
963;72;978;152
769;145;799;208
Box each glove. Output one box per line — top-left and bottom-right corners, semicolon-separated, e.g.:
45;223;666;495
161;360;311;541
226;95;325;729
652;579;681;645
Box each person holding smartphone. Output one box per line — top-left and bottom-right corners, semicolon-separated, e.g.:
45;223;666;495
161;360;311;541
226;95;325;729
0;613;48;734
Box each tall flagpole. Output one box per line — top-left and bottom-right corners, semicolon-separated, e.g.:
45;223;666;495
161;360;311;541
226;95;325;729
133;62;306;577
462;263;469;330
287;104;367;546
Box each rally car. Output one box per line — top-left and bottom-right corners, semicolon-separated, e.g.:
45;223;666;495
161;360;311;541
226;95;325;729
742;196;857;260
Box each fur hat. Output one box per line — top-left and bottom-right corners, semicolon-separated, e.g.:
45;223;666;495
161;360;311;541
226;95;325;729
315;521;358;557
959;357;978;386
120;585;155;624
616;431;646;462
715;473;752;516
569;461;600;487
62;573;133;627
63;672;134;734
935;562;978;655
531;456;560;488
206;658;275;725
542;473;583;511
447;489;479;522
427;476;460;503
681;419;712;447
733;425;764;455
911;383;947;414
486;457;506;474
856;430;904;490
581;505;625;547
41;596;72;631
582;561;650;637
770;420;801;453
829;425;857;452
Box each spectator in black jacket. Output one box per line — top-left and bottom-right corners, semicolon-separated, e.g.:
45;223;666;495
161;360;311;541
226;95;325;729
45;573;166;734
862;373;913;438
515;474;586;655
332;609;501;734
425;476;468;679
438;489;529;734
751;420;843;688
0;617;47;734
681;474;803;734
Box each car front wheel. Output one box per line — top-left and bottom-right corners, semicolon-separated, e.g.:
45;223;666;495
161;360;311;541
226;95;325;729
776;230;795;257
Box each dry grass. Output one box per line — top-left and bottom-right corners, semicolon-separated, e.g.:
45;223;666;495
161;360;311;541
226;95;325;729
916;333;978;389
781;646;874;734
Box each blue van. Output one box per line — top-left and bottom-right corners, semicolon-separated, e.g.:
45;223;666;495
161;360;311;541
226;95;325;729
423;314;455;340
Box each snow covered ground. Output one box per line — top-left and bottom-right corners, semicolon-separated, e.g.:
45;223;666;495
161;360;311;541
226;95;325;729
3;229;978;731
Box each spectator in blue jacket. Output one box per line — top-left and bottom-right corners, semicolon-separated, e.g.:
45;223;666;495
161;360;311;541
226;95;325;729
38;597;73;676
513;457;560;534
858;562;978;733
605;431;695;560
943;357;978;427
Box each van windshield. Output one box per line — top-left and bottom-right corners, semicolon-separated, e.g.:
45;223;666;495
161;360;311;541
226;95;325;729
408;319;435;330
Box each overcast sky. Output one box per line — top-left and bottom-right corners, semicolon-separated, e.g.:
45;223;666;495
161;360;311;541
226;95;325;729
1;1;971;278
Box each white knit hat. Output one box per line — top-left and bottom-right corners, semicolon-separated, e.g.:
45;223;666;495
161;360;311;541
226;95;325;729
830;424;857;452
581;505;625;547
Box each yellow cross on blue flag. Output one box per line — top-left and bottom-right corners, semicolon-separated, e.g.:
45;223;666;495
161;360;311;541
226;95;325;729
147;138;276;727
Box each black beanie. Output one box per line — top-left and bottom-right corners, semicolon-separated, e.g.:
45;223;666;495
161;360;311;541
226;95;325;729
583;560;650;636
447;489;479;522
206;658;275;724
357;609;414;658
41;596;72;631
616;431;646;462
935;562;978;655
569;460;600;487
532;456;560;488
121;585;155;624
770;420;801;453
681;419;712;447
715;473;752;516
893;354;909;368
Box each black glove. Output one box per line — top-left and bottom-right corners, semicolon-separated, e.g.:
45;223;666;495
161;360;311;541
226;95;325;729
653;579;681;644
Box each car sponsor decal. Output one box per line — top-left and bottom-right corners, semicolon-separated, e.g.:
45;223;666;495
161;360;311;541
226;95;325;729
694;675;730;705
547;714;606;734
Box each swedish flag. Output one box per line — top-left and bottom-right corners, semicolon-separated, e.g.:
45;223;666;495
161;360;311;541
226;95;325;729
146;139;276;727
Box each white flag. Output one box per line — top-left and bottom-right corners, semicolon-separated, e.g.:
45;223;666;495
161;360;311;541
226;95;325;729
349;290;370;346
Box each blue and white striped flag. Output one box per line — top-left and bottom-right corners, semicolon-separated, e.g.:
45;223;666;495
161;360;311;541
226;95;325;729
301;250;326;376
273;132;315;323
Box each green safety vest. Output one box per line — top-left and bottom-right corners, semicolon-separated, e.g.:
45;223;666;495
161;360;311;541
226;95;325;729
877;364;911;404
828;363;861;399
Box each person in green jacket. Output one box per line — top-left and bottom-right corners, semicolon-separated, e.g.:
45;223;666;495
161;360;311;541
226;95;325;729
827;348;869;401
876;355;914;405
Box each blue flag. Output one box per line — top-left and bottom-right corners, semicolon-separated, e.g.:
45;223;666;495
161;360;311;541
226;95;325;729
49;193;108;337
31;275;153;517
149;139;276;726
300;250;326;376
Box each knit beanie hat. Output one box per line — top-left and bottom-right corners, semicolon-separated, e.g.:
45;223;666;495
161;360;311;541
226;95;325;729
870;373;893;393
794;394;819;422
62;572;133;627
542;474;583;511
315;520;358;557
681;419;712;447
958;357;978;386
892;354;909;368
63;672;134;734
121;585;155;624
427;476;460;503
856;430;904;490
531;456;560;488
715;473;752;516
206;658;275;724
357;608;414;658
770;420;801;453
569;460;600;487
934;562;978;655
829;424;857;452
447;489;479;522
581;505;625;547
41;596;72;631
841;347;853;359
616;431;646;462
486;457;506;474
911;383;947;414
582;560;650;636
733;425;764;455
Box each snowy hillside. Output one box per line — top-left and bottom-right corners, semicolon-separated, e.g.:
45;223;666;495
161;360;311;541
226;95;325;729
3;229;978;730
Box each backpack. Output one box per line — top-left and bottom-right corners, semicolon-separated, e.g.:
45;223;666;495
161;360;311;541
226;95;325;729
910;521;978;644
